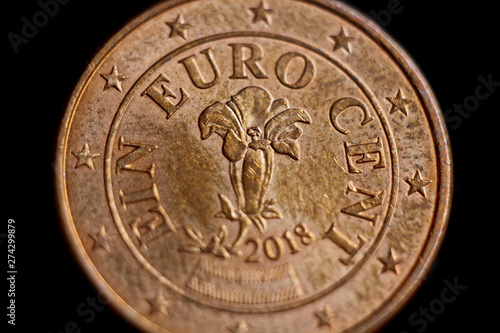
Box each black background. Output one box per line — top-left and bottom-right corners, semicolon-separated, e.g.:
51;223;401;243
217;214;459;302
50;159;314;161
3;0;498;332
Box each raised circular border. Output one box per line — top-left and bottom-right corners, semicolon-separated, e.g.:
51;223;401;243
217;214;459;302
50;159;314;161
105;31;399;313
55;0;452;332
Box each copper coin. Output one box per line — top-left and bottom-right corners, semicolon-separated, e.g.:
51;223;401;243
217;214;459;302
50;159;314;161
55;0;452;332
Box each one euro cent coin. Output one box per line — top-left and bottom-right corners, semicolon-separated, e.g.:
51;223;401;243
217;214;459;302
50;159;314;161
55;0;453;332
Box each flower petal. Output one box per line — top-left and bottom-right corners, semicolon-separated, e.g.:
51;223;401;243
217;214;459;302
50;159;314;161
231;86;273;130
272;139;301;160
278;123;303;141
268;98;288;120
264;108;311;141
223;129;247;162
199;101;245;140
242;148;268;214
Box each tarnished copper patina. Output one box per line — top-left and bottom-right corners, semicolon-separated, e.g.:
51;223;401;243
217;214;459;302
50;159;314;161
55;0;453;331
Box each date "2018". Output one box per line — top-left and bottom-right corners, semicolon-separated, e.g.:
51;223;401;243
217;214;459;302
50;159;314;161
244;223;316;262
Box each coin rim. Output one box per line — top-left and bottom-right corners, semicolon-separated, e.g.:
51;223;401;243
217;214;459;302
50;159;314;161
55;0;453;332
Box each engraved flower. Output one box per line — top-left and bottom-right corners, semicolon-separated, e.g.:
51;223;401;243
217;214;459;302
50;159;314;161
199;86;311;251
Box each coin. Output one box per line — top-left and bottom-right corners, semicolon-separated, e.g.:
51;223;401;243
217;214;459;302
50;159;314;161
55;0;452;332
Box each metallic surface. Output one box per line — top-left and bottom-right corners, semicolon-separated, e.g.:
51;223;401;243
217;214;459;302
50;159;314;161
55;0;452;332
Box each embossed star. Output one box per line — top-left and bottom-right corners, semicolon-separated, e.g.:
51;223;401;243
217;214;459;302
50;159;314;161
89;226;112;252
315;304;335;328
166;14;192;40
249;1;274;25
147;292;172;317
405;170;432;197
378;248;403;274
386;89;413;116
72;143;100;171
329;27;355;53
229;320;249;333
100;65;128;92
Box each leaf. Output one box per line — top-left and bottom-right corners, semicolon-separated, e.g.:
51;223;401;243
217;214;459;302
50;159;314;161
226;245;243;256
213;247;231;259
222;129;247;162
219;194;239;220
272;139;301;160
186;226;204;243
178;244;202;253
264;108;311;141
204;236;221;252
249;214;267;233
218;224;228;243
262;206;282;219
264;198;277;206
